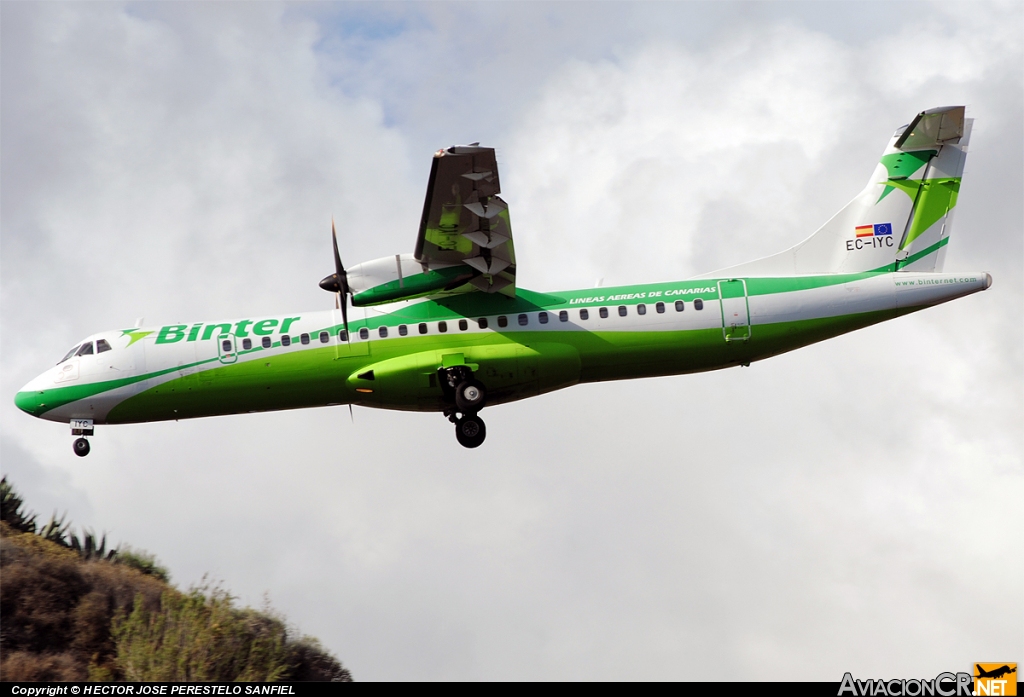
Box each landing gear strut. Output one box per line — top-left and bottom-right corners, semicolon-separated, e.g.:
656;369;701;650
71;419;93;457
440;367;489;448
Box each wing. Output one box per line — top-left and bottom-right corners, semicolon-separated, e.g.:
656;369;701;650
415;145;517;298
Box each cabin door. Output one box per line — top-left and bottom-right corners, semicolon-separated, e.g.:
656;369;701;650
217;333;238;364
717;279;751;341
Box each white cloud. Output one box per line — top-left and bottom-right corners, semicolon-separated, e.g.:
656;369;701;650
2;1;1020;680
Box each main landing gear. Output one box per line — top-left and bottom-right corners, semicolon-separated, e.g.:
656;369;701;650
448;411;487;448
440;367;488;449
70;419;93;457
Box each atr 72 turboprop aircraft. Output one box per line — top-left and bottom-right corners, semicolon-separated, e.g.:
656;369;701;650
16;106;990;454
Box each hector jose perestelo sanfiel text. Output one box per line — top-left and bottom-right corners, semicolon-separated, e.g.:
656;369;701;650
9;687;298;695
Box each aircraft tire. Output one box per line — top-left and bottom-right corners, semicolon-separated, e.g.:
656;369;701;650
73;438;90;457
455;415;486;449
454;379;487;413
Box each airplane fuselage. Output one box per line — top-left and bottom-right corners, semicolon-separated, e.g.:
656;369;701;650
15;271;991;427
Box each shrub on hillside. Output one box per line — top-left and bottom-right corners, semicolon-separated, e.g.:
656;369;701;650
0;522;166;681
0;478;352;682
116;547;171;583
112;582;351;682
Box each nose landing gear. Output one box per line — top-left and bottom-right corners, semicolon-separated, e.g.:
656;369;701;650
70;419;93;457
73;438;91;457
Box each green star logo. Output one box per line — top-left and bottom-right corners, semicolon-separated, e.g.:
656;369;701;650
120;329;153;347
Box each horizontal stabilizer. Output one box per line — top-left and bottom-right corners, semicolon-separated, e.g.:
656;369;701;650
895;106;965;149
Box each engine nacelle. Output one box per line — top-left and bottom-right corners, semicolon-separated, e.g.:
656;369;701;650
347;254;477;306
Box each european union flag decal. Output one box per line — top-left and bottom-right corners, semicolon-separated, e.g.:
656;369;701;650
874;222;893;236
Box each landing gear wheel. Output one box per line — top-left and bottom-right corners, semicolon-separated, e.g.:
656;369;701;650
454;379;487;413
455;414;486;449
73;438;90;457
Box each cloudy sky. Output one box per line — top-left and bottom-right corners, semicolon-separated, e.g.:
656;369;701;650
2;1;1021;681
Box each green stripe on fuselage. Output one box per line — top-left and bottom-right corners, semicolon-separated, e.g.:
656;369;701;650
19;273;889;421
102;305;910;423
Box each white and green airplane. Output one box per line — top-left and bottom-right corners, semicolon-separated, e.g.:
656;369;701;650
15;106;990;455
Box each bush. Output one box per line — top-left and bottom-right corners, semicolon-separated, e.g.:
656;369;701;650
113;582;288;682
0;522;167;681
0;479;352;682
116;547;171;583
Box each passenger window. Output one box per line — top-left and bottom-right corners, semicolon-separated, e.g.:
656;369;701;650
338;330;348;342
262;336;272;348
478;318;489;329
694;298;704;310
599;307;609;319
359;328;369;340
438;321;448;333
637;304;646;316
656;302;665;314
319;331;329;343
418;323;428;335
539;312;548;324
559;310;568;322
675;300;685;312
580;309;589;320
618;306;627;317
222;339;232;352
96;339;112;353
459;319;468;331
242;338;252;350
60;345;82;364
282;335;291;346
379;326;388;338
301;333;310;345
77;343;94;356
399;325;408;336
518;314;528;326
498;316;508;328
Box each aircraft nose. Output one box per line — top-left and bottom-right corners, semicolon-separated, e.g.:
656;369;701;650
14;375;50;417
15;389;43;416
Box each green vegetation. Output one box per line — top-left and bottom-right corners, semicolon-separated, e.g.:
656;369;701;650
115;546;171;583
0;477;351;682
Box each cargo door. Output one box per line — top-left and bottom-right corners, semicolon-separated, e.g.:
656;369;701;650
717;279;751;341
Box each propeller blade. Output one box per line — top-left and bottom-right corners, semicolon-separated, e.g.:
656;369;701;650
319;218;351;334
332;218;346;283
348;403;354;424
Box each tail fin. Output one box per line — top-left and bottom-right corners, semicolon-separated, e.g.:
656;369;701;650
701;106;971;277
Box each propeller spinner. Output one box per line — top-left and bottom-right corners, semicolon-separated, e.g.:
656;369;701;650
319;219;350;333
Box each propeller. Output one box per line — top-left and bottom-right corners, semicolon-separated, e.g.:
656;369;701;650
318;218;350;333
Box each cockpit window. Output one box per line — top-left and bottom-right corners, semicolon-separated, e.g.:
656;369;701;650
96;339;112;353
76;342;94;356
59;345;82;364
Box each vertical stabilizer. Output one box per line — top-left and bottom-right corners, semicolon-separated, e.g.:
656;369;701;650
699;106;970;278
